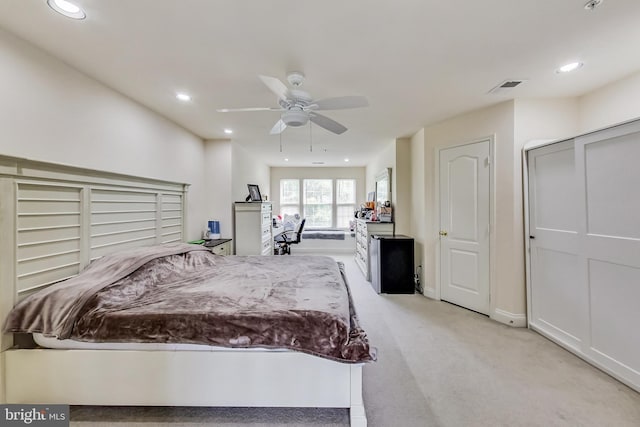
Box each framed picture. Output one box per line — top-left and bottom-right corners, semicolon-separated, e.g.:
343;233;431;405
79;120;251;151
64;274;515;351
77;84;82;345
247;184;262;202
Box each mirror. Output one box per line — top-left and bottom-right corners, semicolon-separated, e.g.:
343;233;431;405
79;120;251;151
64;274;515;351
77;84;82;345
375;168;391;206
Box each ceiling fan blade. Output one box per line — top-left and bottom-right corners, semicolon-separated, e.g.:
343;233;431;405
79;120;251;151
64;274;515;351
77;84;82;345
311;96;369;110
217;107;282;112
309;113;348;135
270;119;287;135
259;75;290;101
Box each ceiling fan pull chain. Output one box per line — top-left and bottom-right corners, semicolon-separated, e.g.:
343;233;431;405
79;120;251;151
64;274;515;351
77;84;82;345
279;120;283;153
309;119;313;152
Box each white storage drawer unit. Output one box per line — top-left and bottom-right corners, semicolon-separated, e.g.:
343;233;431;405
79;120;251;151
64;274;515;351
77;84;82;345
354;219;394;280
234;202;273;256
524;119;640;393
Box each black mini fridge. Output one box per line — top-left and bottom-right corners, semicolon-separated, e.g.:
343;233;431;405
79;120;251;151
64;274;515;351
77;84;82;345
370;234;415;294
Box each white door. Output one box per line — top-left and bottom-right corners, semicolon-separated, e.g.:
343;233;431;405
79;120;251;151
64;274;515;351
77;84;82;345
439;140;491;314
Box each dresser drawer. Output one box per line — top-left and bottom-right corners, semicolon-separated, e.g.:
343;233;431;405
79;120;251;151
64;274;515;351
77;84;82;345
261;239;273;255
261;224;272;240
207;240;231;256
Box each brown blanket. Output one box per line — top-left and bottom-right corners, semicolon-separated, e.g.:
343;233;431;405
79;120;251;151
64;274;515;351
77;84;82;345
4;243;375;363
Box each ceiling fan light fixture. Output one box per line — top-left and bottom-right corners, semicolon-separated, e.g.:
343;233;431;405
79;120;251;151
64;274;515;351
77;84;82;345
282;110;309;127
287;71;305;87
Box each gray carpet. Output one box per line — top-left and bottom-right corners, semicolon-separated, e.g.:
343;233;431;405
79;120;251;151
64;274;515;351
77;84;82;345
70;255;640;426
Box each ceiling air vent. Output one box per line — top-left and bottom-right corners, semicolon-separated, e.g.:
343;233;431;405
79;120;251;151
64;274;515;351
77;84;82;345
312;161;325;165
488;79;527;94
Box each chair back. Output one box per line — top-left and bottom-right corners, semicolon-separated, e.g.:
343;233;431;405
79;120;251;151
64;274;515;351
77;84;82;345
294;219;306;243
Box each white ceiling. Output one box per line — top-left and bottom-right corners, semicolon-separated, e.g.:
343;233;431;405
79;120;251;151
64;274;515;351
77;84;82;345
2;0;640;167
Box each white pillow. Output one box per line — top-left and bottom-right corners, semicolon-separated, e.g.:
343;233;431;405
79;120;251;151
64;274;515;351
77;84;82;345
282;213;301;231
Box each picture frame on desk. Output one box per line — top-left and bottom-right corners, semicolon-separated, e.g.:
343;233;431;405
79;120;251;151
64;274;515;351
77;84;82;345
247;184;262;202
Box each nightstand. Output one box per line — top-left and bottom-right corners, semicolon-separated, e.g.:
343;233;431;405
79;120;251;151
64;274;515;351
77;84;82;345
204;238;232;256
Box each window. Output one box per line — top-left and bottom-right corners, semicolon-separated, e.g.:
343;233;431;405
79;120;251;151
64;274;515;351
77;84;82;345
303;179;333;228
279;179;300;217
279;178;357;229
336;179;356;228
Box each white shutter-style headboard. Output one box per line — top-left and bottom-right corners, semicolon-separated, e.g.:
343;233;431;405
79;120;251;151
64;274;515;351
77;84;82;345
0;155;188;352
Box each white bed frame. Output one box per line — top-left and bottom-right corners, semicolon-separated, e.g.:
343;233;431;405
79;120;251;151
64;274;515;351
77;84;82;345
0;155;368;426
5;349;366;426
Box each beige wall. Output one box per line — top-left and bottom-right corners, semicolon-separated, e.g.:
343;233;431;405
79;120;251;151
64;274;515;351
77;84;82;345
269;166;366;220
0;28;207;240
410;72;640;326
578;70;640;133
231;144;271;203
365;138;413;234
366;141;395;198
424;101;520;319
394;138;411;235
410;129;426;287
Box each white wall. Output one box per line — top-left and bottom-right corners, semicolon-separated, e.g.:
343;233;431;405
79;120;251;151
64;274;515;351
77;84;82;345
270;167;366;218
0;28;206;239
203;139;233;239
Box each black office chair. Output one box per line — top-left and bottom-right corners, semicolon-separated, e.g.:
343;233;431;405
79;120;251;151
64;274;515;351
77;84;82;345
274;219;305;255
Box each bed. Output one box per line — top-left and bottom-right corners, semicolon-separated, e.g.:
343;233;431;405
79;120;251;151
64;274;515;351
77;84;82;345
3;243;374;425
0;156;375;425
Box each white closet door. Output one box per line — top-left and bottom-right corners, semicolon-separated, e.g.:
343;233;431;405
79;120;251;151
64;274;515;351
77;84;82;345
576;127;640;385
527;120;640;393
527;141;584;350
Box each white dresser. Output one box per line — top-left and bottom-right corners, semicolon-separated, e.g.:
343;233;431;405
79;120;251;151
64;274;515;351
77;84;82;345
354;219;394;280
234;202;273;255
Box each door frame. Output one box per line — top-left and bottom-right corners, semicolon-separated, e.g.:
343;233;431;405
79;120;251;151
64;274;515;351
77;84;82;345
434;136;496;316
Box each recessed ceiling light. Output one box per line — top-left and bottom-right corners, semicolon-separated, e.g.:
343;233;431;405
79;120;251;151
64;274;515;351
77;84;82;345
223;129;233;134
47;0;86;20
284;158;289;162
584;0;603;11
176;93;192;102
344;158;350;162
557;62;583;73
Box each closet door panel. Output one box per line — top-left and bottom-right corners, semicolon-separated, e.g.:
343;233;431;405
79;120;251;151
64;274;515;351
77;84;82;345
584;133;640;239
530;248;582;345
579;129;640;387
528;141;583;346
531;146;578;232
588;259;640;373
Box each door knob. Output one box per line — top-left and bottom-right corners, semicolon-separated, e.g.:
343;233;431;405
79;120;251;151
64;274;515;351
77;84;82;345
439;230;448;237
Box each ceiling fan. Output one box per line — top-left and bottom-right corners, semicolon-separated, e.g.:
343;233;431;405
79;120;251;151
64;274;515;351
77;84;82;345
217;72;368;135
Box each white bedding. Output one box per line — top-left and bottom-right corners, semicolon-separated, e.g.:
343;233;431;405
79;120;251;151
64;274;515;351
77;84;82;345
32;333;285;352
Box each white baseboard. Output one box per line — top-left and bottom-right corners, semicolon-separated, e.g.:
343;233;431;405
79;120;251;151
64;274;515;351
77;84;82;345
492;308;527;327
